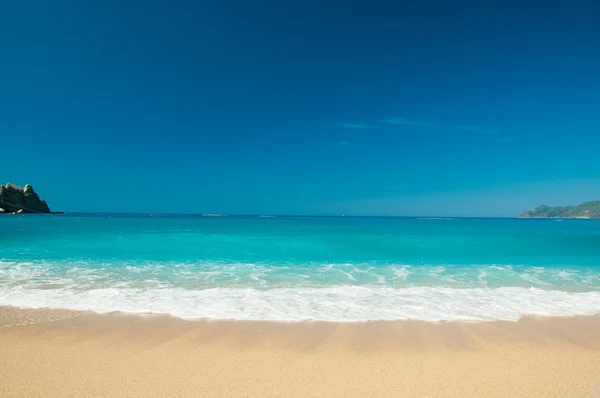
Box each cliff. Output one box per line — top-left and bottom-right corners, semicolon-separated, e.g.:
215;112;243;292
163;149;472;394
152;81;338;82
518;200;600;219
0;183;51;213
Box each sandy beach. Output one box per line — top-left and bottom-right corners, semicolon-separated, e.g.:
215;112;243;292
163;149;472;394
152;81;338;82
1;307;599;397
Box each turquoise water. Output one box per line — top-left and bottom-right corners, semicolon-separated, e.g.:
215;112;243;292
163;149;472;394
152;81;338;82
1;214;600;321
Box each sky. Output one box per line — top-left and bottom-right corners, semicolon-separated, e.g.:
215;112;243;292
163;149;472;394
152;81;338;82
2;0;600;216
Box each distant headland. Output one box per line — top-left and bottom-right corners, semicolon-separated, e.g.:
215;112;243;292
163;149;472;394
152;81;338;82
518;200;600;219
0;183;56;214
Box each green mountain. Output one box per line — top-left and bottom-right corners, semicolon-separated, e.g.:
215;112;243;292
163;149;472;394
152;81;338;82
518;200;600;218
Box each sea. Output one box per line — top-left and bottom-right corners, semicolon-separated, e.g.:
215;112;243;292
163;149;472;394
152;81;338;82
1;214;600;322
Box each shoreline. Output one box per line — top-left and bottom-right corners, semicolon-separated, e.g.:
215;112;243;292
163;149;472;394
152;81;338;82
3;282;600;322
2;307;600;397
2;304;600;327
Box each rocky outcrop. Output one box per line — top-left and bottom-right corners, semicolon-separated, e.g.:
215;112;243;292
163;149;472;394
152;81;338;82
518;201;600;219
0;183;51;213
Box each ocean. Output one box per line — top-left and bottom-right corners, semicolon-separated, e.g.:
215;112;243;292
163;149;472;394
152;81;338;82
1;214;600;321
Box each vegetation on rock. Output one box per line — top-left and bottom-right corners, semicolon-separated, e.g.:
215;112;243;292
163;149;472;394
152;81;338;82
519;201;600;218
0;183;51;213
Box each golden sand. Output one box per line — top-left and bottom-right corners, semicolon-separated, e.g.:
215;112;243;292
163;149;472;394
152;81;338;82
1;307;600;397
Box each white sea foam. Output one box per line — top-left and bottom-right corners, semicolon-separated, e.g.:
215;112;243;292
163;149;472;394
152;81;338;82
1;285;600;322
520;267;554;287
339;270;357;282
392;266;410;280
557;270;577;280
2;260;600;321
477;270;487;284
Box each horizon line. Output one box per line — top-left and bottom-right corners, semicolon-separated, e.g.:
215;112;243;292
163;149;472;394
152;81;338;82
5;211;554;219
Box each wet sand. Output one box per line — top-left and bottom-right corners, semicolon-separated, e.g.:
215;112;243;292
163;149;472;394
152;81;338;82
1;306;600;397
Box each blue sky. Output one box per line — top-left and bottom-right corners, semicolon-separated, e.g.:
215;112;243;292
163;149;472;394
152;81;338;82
2;0;600;216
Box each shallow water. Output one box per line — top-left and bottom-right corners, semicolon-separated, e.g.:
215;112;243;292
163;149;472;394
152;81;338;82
1;214;599;321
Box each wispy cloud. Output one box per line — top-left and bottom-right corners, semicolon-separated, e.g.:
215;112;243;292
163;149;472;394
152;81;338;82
335;140;364;148
456;124;517;143
337;123;380;130
383;118;435;128
455;125;482;131
334;118;518;145
457;125;498;135
320;179;600;217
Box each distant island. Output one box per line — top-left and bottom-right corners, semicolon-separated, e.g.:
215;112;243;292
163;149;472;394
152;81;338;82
518;200;600;219
0;183;53;214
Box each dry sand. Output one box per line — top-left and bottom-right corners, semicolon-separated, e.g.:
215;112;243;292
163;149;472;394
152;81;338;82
1;306;600;397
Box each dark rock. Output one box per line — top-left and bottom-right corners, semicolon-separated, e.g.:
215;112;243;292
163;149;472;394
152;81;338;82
0;183;52;213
